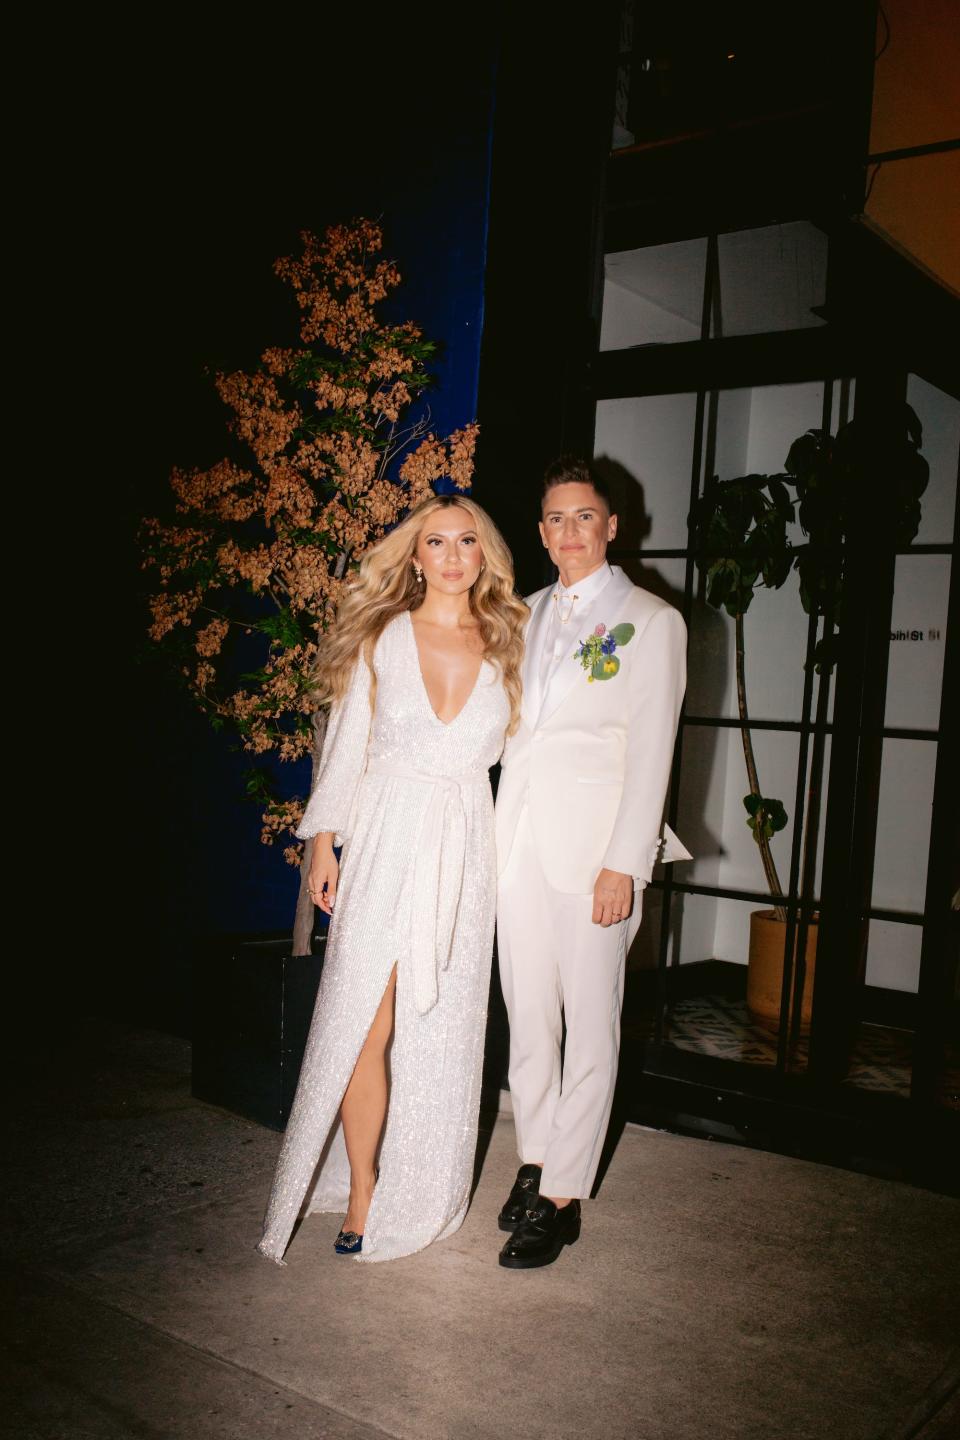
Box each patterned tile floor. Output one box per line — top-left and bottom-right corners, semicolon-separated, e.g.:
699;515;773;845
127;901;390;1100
665;994;960;1106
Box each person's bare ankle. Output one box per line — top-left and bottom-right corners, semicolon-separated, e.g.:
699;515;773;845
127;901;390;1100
343;1172;377;1233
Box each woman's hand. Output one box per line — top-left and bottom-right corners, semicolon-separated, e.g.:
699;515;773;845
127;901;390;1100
308;834;339;915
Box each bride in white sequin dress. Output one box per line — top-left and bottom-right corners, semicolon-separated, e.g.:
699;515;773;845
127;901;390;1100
257;495;526;1264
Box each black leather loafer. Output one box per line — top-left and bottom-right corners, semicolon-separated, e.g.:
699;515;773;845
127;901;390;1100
498;1197;581;1268
497;1163;542;1232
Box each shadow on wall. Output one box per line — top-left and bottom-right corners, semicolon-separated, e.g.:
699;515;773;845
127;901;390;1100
593;455;729;977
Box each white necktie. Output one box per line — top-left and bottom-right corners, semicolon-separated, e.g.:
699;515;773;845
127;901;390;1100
537;587;578;715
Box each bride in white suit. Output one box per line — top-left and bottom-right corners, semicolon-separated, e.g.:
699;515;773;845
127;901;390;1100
495;456;688;1269
257;494;526;1265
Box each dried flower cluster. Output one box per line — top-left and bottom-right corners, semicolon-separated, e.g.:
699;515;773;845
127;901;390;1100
142;219;477;865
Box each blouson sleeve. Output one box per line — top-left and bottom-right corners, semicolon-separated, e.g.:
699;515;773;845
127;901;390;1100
295;655;373;844
601;605;687;888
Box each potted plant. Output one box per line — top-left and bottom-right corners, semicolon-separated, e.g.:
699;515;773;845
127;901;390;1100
142;219;478;1121
695;405;928;1031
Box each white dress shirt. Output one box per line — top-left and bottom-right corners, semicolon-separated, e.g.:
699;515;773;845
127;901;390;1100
533;561;613;724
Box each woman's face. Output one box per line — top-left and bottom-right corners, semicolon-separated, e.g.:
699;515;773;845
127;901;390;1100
414;507;484;595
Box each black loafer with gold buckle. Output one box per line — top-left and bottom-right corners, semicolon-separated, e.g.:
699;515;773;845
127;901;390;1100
497;1163;542;1232
498;1197;581;1269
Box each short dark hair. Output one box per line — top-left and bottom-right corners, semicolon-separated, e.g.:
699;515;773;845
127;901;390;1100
540;455;613;512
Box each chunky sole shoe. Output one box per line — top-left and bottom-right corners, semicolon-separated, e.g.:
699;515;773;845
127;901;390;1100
498;1225;579;1268
498;1198;581;1269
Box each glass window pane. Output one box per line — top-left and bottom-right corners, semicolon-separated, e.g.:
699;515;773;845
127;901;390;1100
908;373;959;545
600;238;706;350
608;556;687;618
659;893;808;1072
668;891;753;970
886;555;950;730
684;593;730;717
865;920;922;993
714;222;827;337
676;727;801;900
595;392;698;550
811;733;832;901
674;724;728;893
727;378;826;481
715;725;798;905
705;382;828;721
872;739;936;914
846;922;919;1099
720;576;813;721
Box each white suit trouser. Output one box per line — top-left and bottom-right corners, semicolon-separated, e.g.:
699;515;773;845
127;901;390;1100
497;804;643;1199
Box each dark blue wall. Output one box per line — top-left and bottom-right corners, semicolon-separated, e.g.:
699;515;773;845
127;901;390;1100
100;45;497;1028
204;101;497;938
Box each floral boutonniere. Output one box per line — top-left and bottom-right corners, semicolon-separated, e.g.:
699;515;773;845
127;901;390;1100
574;622;635;682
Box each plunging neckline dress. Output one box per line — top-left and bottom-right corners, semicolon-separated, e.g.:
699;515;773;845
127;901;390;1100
257;611;509;1263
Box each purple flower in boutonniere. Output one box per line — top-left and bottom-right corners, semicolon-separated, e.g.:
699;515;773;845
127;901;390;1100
574;621;636;682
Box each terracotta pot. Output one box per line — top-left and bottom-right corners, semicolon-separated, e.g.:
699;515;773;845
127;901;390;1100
746;909;818;1031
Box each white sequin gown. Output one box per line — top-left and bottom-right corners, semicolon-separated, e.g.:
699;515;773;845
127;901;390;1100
257;611;509;1264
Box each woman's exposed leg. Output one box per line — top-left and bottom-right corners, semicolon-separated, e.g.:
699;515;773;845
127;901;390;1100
340;965;397;1234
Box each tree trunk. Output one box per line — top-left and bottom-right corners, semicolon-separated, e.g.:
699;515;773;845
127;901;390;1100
736;611;786;919
292;707;329;957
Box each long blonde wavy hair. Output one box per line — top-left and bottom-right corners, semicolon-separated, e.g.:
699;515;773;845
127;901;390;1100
316;495;528;734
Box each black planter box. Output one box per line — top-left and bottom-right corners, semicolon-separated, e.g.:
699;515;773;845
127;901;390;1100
193;932;512;1131
192;936;325;1130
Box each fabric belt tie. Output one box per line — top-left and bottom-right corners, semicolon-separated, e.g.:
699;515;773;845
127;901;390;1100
365;761;484;1016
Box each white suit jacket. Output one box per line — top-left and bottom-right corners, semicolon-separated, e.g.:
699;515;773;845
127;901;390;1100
495;566;688;894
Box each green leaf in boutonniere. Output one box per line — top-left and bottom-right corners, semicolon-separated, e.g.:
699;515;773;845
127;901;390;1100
591;654;620;681
609;623;635;646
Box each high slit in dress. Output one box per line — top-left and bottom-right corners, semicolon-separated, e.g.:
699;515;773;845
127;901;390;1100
257;611;509;1264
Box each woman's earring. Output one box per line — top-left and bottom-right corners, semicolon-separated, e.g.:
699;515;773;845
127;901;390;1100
413;562;424;584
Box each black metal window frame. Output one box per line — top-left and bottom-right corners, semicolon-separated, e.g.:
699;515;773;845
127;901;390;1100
591;224;959;1102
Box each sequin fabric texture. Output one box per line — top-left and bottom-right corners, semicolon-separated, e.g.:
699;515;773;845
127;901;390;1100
257;611;509;1264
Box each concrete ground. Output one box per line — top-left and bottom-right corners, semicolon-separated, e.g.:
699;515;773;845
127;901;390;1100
2;1020;958;1440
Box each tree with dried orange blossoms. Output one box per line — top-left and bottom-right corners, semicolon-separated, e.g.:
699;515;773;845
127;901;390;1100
142;220;477;955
